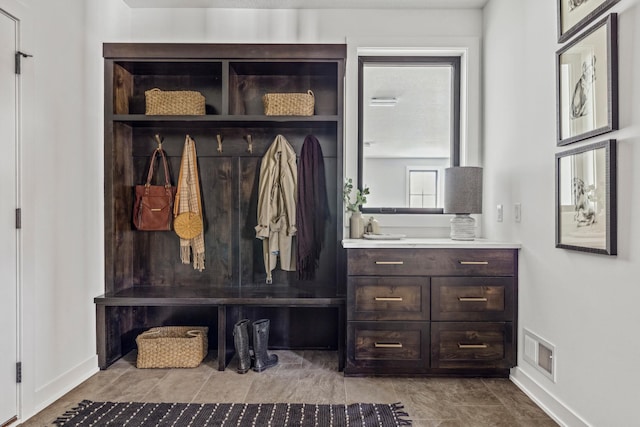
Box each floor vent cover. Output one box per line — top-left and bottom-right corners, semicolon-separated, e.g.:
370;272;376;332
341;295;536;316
523;329;556;382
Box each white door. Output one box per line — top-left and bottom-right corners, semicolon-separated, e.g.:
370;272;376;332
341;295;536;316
0;8;19;426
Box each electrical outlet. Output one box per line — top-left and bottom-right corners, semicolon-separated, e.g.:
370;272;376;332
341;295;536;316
497;204;503;222
514;203;521;223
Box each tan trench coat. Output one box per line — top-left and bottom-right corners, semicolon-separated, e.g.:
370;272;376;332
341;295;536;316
255;134;297;283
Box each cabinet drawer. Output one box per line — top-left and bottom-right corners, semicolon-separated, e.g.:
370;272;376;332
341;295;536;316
347;322;429;372
347;249;516;277
348;277;429;321
431;322;514;369
431;277;514;321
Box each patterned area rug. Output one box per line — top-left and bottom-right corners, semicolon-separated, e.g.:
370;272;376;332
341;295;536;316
54;400;411;426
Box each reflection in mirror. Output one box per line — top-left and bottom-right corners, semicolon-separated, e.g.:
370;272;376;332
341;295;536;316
358;56;460;214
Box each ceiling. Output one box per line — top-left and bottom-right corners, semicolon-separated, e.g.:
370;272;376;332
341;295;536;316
124;0;489;9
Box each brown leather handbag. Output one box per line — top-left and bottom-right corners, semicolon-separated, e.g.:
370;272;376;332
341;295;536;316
133;148;177;231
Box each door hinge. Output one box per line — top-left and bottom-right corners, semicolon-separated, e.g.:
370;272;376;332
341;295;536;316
15;51;33;75
16;208;21;229
16;362;22;383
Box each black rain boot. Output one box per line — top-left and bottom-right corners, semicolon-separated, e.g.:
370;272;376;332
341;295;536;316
233;319;251;374
252;319;278;372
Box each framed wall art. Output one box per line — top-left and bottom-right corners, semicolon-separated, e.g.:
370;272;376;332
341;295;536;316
556;14;618;147
555;139;616;255
557;0;620;43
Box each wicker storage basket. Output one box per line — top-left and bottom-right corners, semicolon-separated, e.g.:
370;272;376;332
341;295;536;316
145;88;206;115
262;90;315;116
136;326;208;368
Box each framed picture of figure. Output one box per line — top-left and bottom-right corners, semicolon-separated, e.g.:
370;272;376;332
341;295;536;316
555;139;616;255
557;0;620;43
556;14;617;146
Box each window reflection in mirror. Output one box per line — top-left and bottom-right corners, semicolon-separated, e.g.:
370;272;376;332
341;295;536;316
358;56;460;214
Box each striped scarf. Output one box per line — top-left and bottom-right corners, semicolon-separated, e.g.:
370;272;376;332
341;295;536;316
176;135;205;271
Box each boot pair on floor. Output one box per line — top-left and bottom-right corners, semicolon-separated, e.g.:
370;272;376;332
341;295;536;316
232;318;278;373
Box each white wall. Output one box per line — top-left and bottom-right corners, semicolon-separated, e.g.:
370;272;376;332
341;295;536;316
4;0;132;421
124;8;481;43
11;2;482;422
483;1;640;426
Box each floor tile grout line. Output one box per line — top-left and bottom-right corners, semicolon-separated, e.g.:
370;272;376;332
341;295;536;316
342;366;349;405
189;362;216;404
481;378;510;406
240;370;257;403
481;378;547;421
451;403;507;407
90;367;135;398
139;370;172;402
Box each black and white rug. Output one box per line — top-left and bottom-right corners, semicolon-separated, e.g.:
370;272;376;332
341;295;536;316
54;400;411;426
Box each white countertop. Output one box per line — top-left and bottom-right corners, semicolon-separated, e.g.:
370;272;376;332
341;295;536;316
341;238;521;249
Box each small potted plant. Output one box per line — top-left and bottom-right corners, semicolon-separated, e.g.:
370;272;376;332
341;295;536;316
343;178;370;238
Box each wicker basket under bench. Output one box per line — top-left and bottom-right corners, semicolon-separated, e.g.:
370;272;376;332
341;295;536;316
136;326;208;368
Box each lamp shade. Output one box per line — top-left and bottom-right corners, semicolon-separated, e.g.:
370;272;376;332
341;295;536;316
444;167;483;214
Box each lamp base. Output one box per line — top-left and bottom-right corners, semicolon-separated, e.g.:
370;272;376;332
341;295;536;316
450;214;476;241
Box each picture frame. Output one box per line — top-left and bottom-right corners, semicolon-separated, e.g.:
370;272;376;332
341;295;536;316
557;0;620;43
556;14;618;147
555;139;616;255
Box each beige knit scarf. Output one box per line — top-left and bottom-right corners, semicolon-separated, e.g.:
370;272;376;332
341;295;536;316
175;135;205;271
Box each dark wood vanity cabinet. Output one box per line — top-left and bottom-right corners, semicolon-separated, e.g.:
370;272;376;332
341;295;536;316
345;246;518;376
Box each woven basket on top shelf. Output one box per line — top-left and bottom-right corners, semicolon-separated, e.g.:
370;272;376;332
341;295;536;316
262;90;315;116
136;326;208;368
145;88;206;115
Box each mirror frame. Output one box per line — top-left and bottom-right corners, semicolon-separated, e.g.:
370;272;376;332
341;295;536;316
358;55;461;214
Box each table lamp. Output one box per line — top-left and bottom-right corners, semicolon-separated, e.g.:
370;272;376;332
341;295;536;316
444;166;483;240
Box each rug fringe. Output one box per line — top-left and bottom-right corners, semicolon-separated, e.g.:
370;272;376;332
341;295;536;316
390;402;412;426
53;400;94;426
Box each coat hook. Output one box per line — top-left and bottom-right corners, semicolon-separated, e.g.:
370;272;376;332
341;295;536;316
154;134;163;150
245;134;253;154
216;134;223;153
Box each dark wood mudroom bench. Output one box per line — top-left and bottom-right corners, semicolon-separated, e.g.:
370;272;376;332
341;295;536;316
95;286;345;371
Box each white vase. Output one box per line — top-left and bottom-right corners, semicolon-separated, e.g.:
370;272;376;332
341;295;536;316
350;211;364;239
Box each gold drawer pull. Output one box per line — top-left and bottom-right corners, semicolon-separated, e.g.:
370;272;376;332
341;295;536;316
458;297;488;302
375;342;403;348
458;343;488;349
375;261;404;265
375;297;404;302
459;261;489;265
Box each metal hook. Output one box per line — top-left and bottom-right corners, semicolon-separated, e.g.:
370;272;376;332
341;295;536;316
216;134;223;153
154;134;163;150
245;134;253;154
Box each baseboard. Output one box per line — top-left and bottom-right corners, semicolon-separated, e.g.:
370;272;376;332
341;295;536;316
510;367;591;427
22;354;99;422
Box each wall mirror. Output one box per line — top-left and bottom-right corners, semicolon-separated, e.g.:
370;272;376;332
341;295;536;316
358;56;460;214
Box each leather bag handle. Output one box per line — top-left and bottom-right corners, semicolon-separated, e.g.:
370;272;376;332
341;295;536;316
145;148;172;188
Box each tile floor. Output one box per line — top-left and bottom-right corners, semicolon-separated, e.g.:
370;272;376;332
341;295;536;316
19;351;558;426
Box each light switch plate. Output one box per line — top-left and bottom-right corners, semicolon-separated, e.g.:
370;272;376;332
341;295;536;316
497;204;503;222
514;203;521;223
